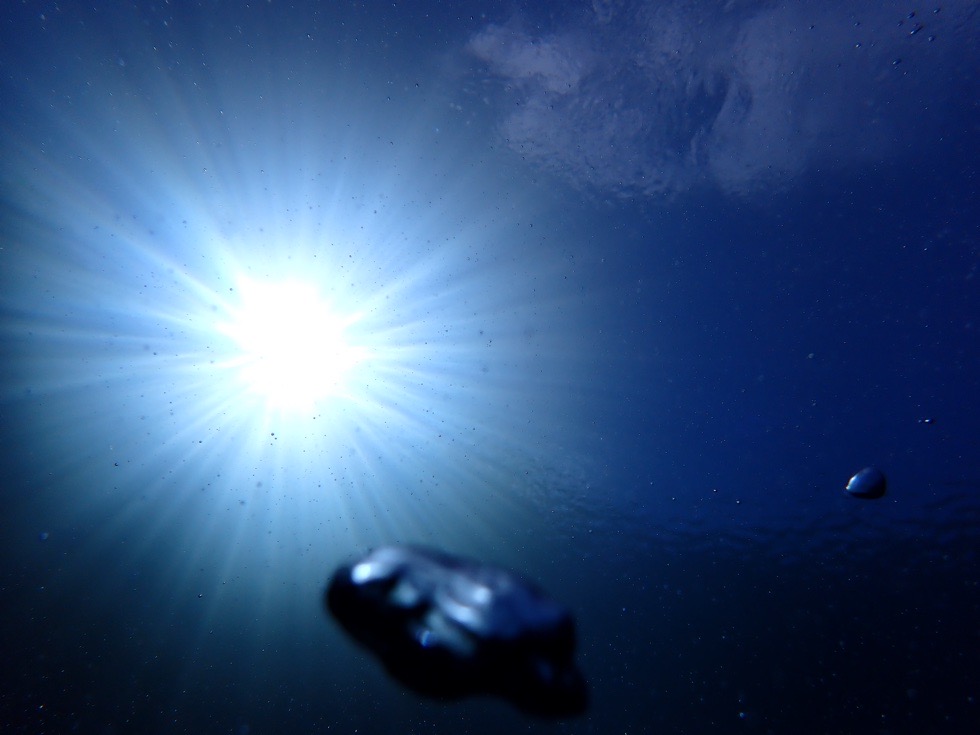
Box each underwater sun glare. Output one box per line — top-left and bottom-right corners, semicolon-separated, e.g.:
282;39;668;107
219;279;369;412
0;22;593;556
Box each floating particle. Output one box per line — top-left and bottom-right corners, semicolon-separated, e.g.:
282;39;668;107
845;466;887;499
325;545;588;717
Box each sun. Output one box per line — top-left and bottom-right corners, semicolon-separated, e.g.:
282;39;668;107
219;278;368;411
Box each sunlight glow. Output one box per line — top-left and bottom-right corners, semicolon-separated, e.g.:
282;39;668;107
0;24;590;564
220;279;368;411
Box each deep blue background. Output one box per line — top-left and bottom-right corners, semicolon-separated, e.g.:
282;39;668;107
2;2;978;733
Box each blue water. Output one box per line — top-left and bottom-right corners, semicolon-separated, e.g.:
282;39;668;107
1;2;978;733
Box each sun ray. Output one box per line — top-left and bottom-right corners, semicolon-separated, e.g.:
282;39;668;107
217;278;369;411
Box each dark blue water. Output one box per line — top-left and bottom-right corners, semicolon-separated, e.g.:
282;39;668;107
2;2;978;733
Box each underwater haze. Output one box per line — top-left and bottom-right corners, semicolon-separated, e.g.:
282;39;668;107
1;2;978;733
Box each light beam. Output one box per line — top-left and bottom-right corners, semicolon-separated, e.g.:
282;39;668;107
0;8;592;562
219;278;368;411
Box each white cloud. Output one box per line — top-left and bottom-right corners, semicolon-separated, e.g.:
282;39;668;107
469;24;590;95
467;0;978;198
